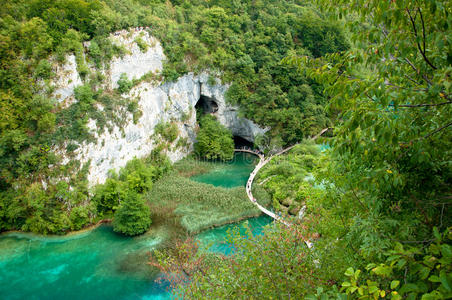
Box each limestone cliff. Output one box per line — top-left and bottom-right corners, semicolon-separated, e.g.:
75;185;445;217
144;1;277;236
53;29;266;185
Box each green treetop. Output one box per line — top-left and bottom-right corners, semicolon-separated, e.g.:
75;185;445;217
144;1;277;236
113;191;151;236
194;115;234;161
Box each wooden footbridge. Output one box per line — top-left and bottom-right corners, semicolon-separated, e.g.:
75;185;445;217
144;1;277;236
237;129;331;246
233;148;264;160
238;146;295;227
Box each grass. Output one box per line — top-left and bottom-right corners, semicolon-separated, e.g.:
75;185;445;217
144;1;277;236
145;162;271;234
172;156;219;177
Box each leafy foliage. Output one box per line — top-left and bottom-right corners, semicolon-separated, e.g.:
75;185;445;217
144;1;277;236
149;0;451;297
287;0;452;258
113;191;151;236
156;222;324;299
257;141;322;215
117;73;133;94
0;0;345;234
194;115;234;161
337;227;452;300
154;121;179;144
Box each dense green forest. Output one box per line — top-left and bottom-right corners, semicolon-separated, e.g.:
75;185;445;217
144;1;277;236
0;0;346;233
151;0;451;299
0;0;451;299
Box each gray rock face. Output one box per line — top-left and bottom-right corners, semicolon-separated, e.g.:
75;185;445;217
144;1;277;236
53;29;266;185
52;55;83;104
109;30;164;89
198;74;267;143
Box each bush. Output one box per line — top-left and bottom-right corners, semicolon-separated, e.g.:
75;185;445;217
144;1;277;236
154;121;179;143
70;205;90;230
194;115;234;161
117;73;133;94
120;158;156;193
134;37;148;52
34;59;52;79
93;178;125;214
113;191;151;236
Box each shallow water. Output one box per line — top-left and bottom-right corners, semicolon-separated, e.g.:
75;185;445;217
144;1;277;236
0;216;270;300
0;153;269;300
0;226;168;300
190;152;257;188
197;215;272;255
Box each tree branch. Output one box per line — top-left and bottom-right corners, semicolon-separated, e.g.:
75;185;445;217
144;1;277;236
391;101;452;108
423;121;452;139
406;8;437;70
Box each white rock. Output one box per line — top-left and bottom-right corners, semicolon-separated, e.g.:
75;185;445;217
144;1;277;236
52;55;82;104
53;29;266;186
110;31;165;89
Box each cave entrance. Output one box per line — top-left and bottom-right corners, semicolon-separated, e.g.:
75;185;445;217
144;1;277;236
233;135;254;149
195;95;218;116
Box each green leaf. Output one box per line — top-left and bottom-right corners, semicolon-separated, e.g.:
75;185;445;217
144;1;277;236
419;266;431;280
358;287;364;295
391;280;400;289
345;267;355;277
439;273;451;292
441;244;452;259
433;227;441;241
372;265;392;277
354;269;361;280
399;283;419;294
342;281;351;287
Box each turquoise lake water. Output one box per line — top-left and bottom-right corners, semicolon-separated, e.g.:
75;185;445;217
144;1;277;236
0;153;270;300
190;152;257;188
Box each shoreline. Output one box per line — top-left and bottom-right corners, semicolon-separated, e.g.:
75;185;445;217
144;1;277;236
0;219;112;239
0;153;266;240
0;212;269;240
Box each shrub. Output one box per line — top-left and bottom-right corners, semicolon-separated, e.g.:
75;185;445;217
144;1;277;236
194;115;234;161
134;37;148;52
93;178;125;214
154;121;179;143
117;73;133;94
119;158;156;193
113;191;151;236
70;205;90;230
34;59;52;79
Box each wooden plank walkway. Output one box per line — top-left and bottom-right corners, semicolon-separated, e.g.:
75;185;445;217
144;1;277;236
236;145;296;227
237;126;331;246
233;148;264;160
245;156;292;226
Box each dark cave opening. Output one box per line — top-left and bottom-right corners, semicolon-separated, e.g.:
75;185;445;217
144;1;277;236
195;95;218;116
233;135;254;149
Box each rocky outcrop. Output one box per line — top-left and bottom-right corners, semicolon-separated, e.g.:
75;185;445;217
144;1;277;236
109;30;165;89
53;29;266;185
53;55;83;104
199;79;266;143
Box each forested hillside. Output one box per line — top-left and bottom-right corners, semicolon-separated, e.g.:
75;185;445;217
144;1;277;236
0;0;346;233
0;0;450;299
151;0;452;299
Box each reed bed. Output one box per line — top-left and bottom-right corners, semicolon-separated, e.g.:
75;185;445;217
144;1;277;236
146;173;270;234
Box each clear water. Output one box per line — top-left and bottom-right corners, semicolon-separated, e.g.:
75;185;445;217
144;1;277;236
0;226;168;300
190;152;257;188
197;215;272;255
0;216;270;300
0;153;270;300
